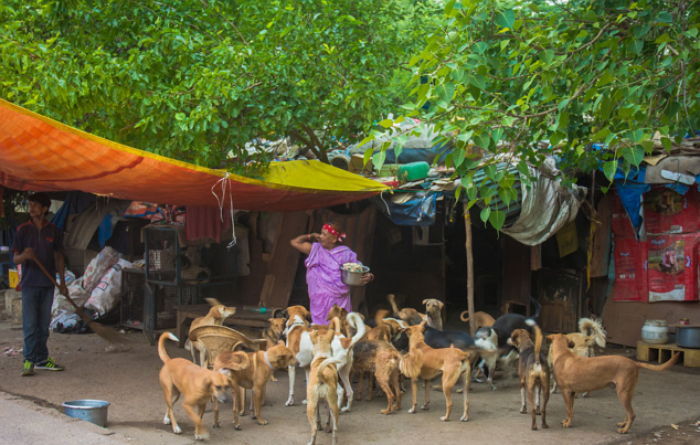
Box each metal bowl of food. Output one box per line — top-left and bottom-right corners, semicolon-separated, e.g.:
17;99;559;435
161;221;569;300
341;263;370;286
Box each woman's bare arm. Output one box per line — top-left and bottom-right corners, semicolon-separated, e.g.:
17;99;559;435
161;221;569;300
290;233;319;255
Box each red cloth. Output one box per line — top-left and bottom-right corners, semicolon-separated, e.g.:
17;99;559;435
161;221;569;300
185;206;230;243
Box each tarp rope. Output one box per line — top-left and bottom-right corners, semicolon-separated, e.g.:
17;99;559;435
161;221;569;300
211;173;237;248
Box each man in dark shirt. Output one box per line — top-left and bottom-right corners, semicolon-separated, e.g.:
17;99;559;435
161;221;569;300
12;192;68;376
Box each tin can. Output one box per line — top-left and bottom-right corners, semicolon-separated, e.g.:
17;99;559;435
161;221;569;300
679;318;690;326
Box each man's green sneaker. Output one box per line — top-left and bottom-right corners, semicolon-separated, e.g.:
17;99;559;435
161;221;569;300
35;357;64;372
21;360;35;376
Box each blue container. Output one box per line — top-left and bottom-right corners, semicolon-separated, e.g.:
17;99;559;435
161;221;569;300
62;399;110;427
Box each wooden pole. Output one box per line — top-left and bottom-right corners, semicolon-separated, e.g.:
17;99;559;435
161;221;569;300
464;205;476;336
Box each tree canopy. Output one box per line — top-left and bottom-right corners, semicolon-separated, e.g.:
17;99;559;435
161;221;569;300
0;0;441;171
386;0;698;229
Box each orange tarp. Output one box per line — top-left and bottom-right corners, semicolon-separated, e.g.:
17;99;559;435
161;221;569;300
0;99;388;210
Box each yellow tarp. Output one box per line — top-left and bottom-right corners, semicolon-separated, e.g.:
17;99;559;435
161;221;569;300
0;98;388;210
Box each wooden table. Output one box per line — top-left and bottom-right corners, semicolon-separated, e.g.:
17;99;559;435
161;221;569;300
175;304;284;347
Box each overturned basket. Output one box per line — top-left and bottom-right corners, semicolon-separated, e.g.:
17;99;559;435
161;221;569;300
189;325;267;368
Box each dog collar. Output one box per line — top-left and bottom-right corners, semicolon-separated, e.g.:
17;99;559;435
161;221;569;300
263;351;275;370
283;319;305;337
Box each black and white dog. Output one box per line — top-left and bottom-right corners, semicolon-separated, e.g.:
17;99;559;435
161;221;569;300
474;299;542;390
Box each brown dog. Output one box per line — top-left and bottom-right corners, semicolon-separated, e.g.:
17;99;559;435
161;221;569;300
352;338;402;414
549;317;607;394
548;333;679;433
186;298;237;366
387;293;425;325
213;341;297;429
460;310;496;330
422;298;445;330
263;318;287;347
306;328;349;445
508;327;550;430
158;332;238;441
399;321;475;422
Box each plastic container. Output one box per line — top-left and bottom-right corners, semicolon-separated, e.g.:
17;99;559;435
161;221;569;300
340;264;370;286
62;399;110;427
8;269;19;289
641;320;669;344
397;161;430;182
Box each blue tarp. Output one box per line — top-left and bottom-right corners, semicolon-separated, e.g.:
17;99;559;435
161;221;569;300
377;191;439;226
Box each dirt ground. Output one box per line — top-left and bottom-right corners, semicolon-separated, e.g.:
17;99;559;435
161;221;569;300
1;321;699;445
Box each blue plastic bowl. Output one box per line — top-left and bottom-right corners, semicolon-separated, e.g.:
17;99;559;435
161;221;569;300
62;399;110;427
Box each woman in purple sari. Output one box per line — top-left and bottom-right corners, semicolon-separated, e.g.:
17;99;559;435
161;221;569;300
290;223;373;325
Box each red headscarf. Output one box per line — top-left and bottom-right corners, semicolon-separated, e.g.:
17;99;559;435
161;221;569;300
323;223;347;243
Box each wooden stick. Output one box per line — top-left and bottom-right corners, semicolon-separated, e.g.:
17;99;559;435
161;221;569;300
464;206;476;336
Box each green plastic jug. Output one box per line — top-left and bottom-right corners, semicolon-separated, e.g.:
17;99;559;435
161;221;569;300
397;161;430;182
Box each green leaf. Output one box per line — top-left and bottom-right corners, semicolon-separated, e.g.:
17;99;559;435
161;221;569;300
480;206;491;224
622;146;644;166
378;119;394;128
489;209;506;231
603;160;618;182
656;12;673;23
363;148;373;167
453;147;466;168
495;10;515;30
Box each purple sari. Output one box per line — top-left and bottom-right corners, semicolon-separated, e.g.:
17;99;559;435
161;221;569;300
305;242;358;325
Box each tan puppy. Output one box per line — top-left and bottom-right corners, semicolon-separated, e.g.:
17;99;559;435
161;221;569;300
213;341;297;429
399;321;475;422
422;298;445;330
508;327;550;430
306;328;350;445
459;310;496;330
387;293;425;325
352;339;402;414
186;298;237;366
550;317;607;394
548;333;679;434
158;332;236;441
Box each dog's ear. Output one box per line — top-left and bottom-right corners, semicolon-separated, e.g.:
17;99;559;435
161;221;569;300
422;299;429;306
205;297;223;307
436;300;445;310
277;339;285;346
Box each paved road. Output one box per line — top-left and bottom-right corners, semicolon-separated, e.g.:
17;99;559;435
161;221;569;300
0;391;131;445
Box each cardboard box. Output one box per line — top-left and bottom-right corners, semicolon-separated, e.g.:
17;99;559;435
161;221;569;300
612;237;648;302
647;233;698;302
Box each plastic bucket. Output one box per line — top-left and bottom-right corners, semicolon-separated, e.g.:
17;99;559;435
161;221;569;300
62;399;110;427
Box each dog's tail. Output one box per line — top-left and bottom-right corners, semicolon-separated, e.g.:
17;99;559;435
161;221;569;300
579;317;607;348
347;312;367;348
636;352;680;371
533;324;544;368
387;293;401;317
375;308;391;327
158;331;179;363
459;310;471;322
